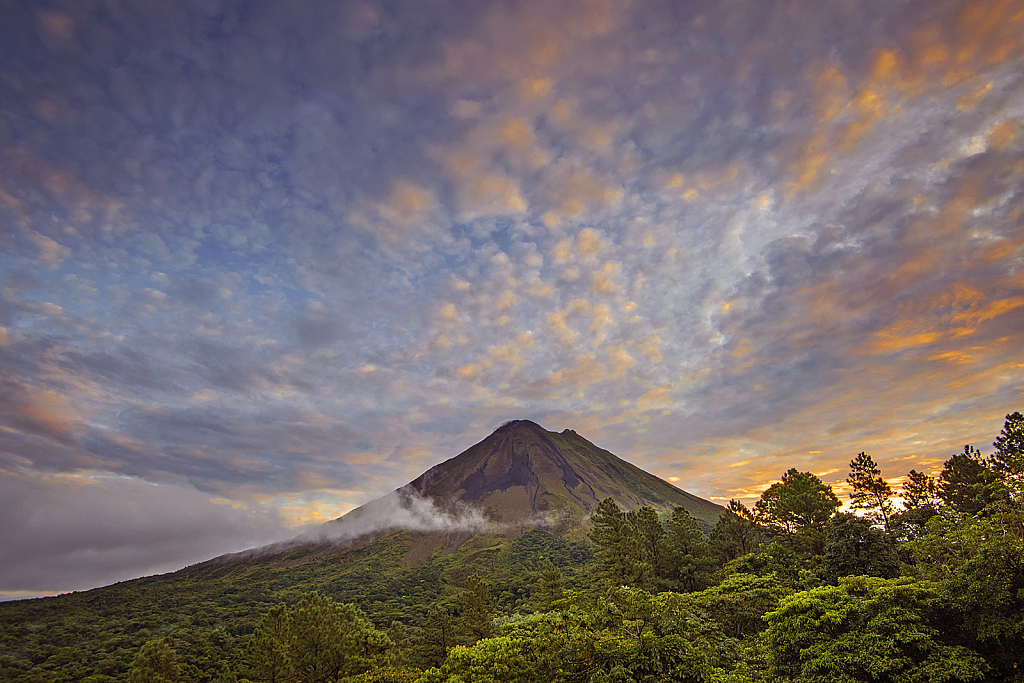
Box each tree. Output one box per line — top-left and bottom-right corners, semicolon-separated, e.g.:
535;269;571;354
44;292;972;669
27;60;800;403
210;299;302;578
846;452;895;531
685;573;792;638
420;591;725;683
416;636;540;683
590;497;631;586
822;513;899;583
992;411;1024;499
754;468;841;555
128;638;180;683
457;574;494;642
902;469;940;510
385;621;414;669
908;509;1024;676
709;500;761;566
247;604;292;683
214;662;238;683
419;605;458;668
660;506;713;592
533;559;564;612
589;498;655;589
247;592;391;683
764;576;988;683
627;505;666;591
939;445;1006;514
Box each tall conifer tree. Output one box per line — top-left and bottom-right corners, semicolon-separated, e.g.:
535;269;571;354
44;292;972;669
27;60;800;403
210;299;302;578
846;452;895;530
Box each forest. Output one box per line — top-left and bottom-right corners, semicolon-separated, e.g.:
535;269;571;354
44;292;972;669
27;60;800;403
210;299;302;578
2;412;1022;683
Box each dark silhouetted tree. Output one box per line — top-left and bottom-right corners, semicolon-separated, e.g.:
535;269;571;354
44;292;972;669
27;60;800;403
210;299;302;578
822;513;899;583
992;411;1024;499
846;452;895;531
902;469;940;510
939;445;1006;514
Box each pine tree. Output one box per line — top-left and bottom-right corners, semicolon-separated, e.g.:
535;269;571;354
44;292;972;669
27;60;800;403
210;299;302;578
710;499;761;564
891;469;941;540
420;605;457;667
536;557;569;610
288;592;391;683
660;506;712;592
846;452;895;530
247;604;293;683
386;621;414;669
289;592;346;683
902;469;939;510
589;497;631;586
626;506;664;591
458;573;494;642
992;411;1024;499
939;445;1006;514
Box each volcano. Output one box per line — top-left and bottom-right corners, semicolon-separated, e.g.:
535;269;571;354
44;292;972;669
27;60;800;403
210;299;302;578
0;420;727;679
318;419;723;544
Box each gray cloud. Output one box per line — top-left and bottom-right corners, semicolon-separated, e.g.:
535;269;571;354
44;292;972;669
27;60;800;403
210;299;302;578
0;471;294;597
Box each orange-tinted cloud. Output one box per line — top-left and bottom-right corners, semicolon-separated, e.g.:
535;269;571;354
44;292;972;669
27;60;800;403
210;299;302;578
865;283;1024;355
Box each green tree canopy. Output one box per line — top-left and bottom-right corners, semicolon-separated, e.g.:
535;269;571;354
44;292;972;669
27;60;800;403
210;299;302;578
532;558;565;612
754;468;841;555
908;509;1024;676
128;638;180;683
764;576;987;683
457;573;494;643
245;592;391;683
247;604;292;683
589;498;661;591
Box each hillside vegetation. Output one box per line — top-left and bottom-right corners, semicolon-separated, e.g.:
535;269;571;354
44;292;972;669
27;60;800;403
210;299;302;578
1;412;1022;683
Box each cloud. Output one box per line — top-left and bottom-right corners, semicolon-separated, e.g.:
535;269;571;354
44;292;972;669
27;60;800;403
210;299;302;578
302;488;492;544
0;472;293;596
0;379;82;446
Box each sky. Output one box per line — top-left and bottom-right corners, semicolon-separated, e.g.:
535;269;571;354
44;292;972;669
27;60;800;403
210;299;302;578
1;0;1022;600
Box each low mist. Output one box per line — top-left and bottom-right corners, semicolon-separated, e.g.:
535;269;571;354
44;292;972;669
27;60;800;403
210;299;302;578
300;488;494;544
